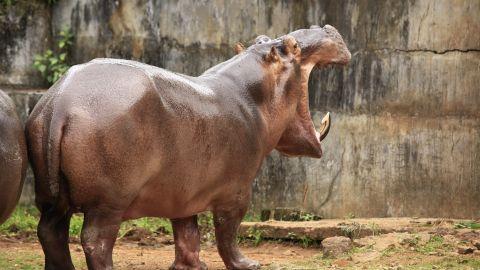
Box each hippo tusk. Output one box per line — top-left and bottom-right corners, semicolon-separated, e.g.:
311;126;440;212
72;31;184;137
318;112;331;141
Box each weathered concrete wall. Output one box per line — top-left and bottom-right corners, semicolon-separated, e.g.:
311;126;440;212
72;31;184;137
1;0;479;218
0;1;50;86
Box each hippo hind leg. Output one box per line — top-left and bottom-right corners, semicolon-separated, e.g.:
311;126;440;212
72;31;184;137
37;207;75;270
170;215;207;270
213;207;260;270
80;209;122;270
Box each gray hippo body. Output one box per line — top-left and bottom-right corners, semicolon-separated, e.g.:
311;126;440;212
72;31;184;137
0;90;27;224
26;25;350;270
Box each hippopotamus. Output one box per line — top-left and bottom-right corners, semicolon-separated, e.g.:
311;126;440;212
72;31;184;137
26;25;350;270
0;90;27;224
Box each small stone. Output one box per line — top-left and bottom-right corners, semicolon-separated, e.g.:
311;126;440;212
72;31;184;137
322;236;352;258
473;250;480;256
457;245;474;254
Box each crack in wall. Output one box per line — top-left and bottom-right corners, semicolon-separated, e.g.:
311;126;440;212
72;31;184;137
318;147;346;208
370;48;480;55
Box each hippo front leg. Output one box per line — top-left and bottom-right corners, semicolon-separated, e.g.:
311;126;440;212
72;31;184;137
170;215;207;270
213;208;260;270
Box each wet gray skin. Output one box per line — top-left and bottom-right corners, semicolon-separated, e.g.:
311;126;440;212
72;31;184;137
0;90;27;224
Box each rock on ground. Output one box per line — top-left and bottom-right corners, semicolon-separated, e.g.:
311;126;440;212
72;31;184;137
321;236;352;258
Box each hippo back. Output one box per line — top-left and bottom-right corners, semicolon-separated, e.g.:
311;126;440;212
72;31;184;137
0;90;27;224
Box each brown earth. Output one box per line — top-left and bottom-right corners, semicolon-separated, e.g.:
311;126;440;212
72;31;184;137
0;240;318;270
0;218;479;269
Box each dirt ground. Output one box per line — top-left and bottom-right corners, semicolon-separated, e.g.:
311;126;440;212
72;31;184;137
0;218;479;269
0;240;318;270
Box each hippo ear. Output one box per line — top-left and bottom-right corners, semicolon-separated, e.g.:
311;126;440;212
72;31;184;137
264;46;280;62
234;42;245;54
255;35;271;44
282;35;300;56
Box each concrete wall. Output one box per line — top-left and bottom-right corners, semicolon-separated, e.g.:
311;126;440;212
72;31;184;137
1;0;479;218
0;1;50;86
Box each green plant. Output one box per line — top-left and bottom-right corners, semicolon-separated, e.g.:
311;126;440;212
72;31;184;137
299;235;315;248
1;0;14;6
340;222;363;239
454;221;480;230
344;212;356;219
299;213;315;221
0;206;38;237
33;26;73;85
119;217;172;237
245;227;264;246
243;212;261;222
367;222;380;236
415;235;453;254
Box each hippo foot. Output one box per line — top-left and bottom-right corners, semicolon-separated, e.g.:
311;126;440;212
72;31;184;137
169;261;207;270
227;258;261;270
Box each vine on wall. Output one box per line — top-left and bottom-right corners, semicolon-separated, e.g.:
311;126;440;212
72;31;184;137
33;27;73;85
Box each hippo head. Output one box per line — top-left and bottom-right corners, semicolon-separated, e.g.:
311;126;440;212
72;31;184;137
242;25;350;158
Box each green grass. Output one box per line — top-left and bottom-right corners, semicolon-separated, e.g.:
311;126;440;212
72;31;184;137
0;206;38;237
454;221;480;230
0;247;87;270
0;206;173;239
415;235;453;254
0;252;44;270
407;257;480;270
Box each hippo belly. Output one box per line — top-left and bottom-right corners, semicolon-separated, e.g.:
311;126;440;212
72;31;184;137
60;104;263;219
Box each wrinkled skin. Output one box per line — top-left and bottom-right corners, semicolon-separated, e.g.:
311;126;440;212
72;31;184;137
0;90;27;224
26;25;350;270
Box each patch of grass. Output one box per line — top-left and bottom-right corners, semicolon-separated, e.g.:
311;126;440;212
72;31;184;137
243;212;261;222
1;206;173;239
299;235;316;248
266;254;333;270
344;212;356;219
69;214;84;236
454;221;480;230
0;251;44;270
0;206;39;237
367;222;380;236
241;227;264;246
0;246;87;270
381;245;400;257
415;235;453;254
119;217;172;237
409;257;480;270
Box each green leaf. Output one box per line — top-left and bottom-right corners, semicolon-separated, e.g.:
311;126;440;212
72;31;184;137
49;58;58;65
37;65;46;73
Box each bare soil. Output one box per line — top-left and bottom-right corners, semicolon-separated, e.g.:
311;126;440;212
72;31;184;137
0;218;479;269
0;240;318;270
